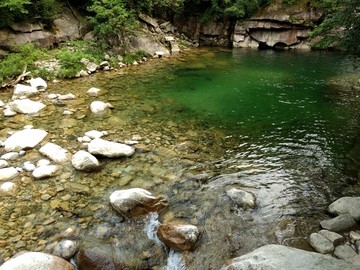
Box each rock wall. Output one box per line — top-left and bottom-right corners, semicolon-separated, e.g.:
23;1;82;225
232;2;324;49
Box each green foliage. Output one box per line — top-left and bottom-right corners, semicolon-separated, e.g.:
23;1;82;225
182;0;271;21
122;50;148;64
56;41;104;78
311;0;360;54
0;0;58;28
87;0;138;37
0;44;46;85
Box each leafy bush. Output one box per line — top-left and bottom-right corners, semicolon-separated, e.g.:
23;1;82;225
56;41;105;78
87;0;138;37
0;44;46;85
122;50;148;64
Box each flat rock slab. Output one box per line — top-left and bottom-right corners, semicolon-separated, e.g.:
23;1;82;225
4;129;48;152
88;138;135;158
39;142;70;164
9;99;46;114
221;244;360;270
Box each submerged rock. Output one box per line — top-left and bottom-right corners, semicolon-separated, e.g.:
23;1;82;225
220;244;359;270
3;129;47;152
52;240;78;260
88;138;135;158
0;252;74;270
157;223;200;251
225;187;256;209
109;188;168;218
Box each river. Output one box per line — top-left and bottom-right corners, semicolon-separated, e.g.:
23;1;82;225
0;47;360;269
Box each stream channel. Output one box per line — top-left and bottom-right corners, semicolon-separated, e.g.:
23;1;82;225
1;47;360;269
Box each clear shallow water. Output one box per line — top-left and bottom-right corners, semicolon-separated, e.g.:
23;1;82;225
1;48;360;269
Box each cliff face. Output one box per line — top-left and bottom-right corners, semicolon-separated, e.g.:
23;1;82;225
233;1;324;49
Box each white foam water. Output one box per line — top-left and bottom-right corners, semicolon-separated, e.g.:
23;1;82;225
165;250;186;270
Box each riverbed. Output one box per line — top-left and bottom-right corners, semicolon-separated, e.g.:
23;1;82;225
0;48;360;269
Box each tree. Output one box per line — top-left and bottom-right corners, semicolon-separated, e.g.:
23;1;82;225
311;0;360;54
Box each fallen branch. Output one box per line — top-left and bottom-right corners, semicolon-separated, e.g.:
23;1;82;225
1;65;31;89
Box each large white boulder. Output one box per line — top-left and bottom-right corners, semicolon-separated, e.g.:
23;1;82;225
220;244;359;270
71;150;100;171
39;142;70;164
9;99;46;114
12;84;38;99
4;129;48;151
29;77;48;90
0;252;74;270
88;138;135;157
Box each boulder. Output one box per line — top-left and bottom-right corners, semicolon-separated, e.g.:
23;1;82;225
157;223;200;251
9;99;46;114
53;7;81;43
320;214;358;232
71;150;100;172
4;129;48;152
90;101;109;114
0;167;19;181
88;139;135;158
220;244;360;270
126;32;170;56
109;188;168;218
10;22;43;33
0;29;54;50
12;84;38;99
86;87;101;96
52;240;78;260
0;252;74;270
76;245;127;270
39;142;70;164
29;77;47;90
225;187;256;209
334;244;358;261
309;232;334;254
328;197;360;221
32;165;59;179
318;230;344;246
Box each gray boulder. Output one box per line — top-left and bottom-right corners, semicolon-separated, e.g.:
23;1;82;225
334;244;358;261
329;197;360;221
318;230;344;246
220;244;360;270
309;232;334;254
320;214;358;232
52;240;78;260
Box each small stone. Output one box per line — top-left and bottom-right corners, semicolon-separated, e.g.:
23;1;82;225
29;77;47;90
47;93;58;99
0;160;9;168
0;182;16;194
90;101;109;114
0;152;20;160
88;138;135;158
350;231;360;243
37;159;51;167
0;167;19;181
318;230;344;246
71;150;100;172
3;129;47;152
39;142;70;164
84;130;104;139
32;165;59;179
86;87;101;96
